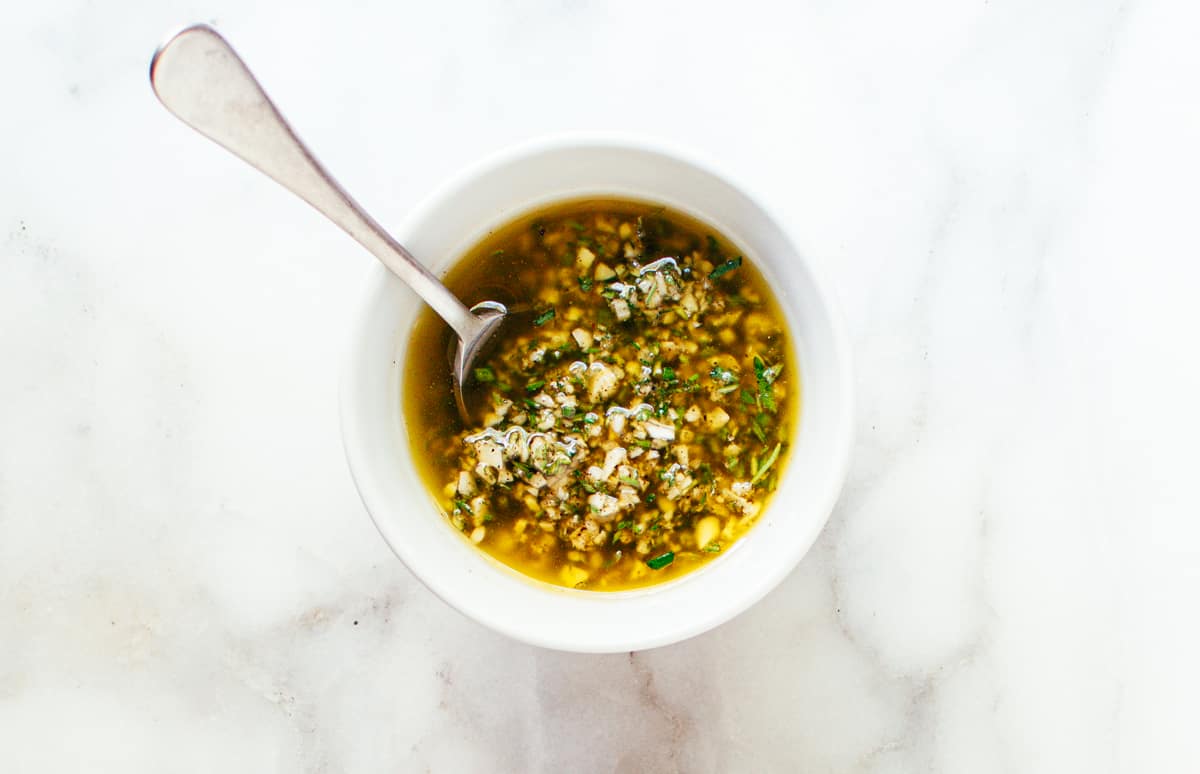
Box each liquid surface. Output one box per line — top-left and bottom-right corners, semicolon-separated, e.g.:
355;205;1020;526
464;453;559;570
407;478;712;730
403;199;797;590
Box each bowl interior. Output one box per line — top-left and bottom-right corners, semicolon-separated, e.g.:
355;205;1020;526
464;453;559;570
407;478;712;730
341;139;853;652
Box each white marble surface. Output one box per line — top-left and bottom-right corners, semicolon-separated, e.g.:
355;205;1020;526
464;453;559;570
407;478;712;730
2;0;1199;771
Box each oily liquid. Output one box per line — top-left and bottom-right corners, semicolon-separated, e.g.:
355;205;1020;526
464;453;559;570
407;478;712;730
403;198;797;590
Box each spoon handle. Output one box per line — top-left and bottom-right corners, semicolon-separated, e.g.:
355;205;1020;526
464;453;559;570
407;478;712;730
149;24;481;340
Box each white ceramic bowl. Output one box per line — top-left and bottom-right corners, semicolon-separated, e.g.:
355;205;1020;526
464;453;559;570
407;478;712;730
341;136;853;653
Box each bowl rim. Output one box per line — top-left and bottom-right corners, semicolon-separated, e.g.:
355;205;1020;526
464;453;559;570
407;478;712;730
340;132;855;652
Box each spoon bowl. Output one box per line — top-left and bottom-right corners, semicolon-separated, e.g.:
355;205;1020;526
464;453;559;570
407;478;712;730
453;301;506;421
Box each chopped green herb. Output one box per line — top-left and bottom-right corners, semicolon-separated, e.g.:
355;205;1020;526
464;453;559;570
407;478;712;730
473;366;495;383
453;498;473;515
710;365;735;384
525;380;545;393
751;442;782;485
753;356;778;412
647;551;675;570
618;475;639;487
533;308;556;327
662;366;677;382
578;276;594;292
561;405;576;418
708;256;743;279
703;543;722;553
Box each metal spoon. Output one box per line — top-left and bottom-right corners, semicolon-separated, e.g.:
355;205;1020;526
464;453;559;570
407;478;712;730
149;24;505;423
